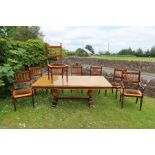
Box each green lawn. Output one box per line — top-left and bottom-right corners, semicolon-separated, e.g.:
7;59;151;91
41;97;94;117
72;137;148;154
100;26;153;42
0;90;155;129
91;55;155;62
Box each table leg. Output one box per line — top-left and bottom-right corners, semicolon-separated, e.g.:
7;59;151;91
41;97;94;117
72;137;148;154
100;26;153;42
52;89;59;107
87;90;93;107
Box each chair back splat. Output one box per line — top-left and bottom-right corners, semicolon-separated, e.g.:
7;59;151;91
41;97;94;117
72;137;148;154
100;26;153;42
45;43;63;64
71;64;83;76
90;66;102;76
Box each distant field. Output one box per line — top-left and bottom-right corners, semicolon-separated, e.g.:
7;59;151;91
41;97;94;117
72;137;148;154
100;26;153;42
91;55;155;62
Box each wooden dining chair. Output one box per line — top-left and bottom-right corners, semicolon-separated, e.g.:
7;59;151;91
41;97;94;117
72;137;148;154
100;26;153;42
12;71;34;111
90;66;106;95
120;70;145;111
45;43;63;64
111;68;127;99
71;64;83;76
29;66;48;95
71;64;83;93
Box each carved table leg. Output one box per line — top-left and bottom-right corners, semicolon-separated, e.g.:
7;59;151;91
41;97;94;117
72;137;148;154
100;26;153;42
52;89;59;107
87;90;93;107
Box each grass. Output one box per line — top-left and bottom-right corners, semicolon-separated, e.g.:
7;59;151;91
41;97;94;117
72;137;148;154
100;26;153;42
0;90;155;129
91;55;155;62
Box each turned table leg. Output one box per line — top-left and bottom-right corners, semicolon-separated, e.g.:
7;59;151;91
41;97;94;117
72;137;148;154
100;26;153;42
52;89;59;107
87;90;93;107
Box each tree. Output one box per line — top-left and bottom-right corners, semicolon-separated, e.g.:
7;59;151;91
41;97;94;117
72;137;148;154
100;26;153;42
135;48;143;57
150;46;155;57
13;26;44;41
0;26;18;38
75;48;89;57
85;44;95;55
117;48;134;55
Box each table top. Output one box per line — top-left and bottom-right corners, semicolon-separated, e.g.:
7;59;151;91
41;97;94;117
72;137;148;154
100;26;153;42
32;75;112;89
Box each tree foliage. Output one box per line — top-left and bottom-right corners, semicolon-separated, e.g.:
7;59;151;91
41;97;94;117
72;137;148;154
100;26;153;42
13;26;44;41
85;44;95;55
75;48;89;57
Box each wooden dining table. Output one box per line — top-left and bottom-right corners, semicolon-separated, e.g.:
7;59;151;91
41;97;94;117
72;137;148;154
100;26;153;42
32;75;112;107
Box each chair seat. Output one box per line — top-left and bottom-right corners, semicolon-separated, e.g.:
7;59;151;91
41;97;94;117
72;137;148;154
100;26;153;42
13;88;32;98
121;89;142;97
111;82;121;88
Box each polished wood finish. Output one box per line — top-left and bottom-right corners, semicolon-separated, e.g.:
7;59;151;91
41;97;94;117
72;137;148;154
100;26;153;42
48;63;69;79
120;71;144;111
32;75;112;107
29;66;47;95
111;68;127;98
12;71;34;111
90;66;104;95
71;65;83;75
90;66;102;76
32;75;112;89
29;67;42;79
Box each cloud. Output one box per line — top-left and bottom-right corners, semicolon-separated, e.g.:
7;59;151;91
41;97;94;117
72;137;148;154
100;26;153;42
41;26;155;53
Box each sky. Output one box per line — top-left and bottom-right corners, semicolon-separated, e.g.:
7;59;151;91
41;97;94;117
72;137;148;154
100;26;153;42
41;26;155;53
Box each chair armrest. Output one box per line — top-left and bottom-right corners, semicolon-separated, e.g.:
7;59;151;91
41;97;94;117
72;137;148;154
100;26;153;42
138;82;146;93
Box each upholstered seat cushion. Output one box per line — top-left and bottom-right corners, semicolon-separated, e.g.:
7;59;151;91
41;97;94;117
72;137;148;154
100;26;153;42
121;89;142;97
111;82;121;88
13;88;32;98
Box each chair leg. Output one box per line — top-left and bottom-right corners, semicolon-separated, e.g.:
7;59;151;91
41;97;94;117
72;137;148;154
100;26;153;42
34;89;37;96
46;89;48;94
136;97;138;104
105;90;107;96
32;94;35;108
121;95;124;108
98;90;100;94
120;93;122;102
12;98;16;111
140;96;143;111
112;88;114;93
115;89;118;99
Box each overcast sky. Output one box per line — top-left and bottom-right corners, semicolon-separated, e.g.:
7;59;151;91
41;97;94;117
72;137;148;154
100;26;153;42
41;26;155;53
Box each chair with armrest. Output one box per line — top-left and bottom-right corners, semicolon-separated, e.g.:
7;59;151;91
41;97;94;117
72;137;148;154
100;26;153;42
12;71;34;111
120;70;145;111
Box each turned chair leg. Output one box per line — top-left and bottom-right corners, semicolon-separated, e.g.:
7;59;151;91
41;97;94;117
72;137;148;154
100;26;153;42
98;90;100;94
32;94;35;108
12;98;17;111
140;96;143;111
105;90;107;96
115;89;118;99
34;89;37;96
112;88;114;93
